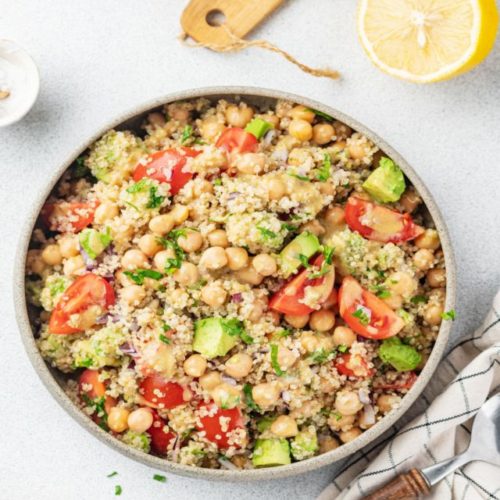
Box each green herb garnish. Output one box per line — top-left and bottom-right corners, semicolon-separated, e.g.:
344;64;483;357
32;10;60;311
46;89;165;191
352;307;370;326
308;348;333;364
157;230;187;274
288;173;310;182
322;245;335;264
281;223;298;232
159;334;171;345
107;471;118;478
223;318;254;344
371;284;391;299
213;178;223;186
441;310;456;321
298;254;310;268
115;485;122;496
337;344;348;353
316;153;332;182
257;226;277;240
126;178;149;193
411;295;428;304
243;383;261;412
74;156;89;178
147;186;165;209
153;474;167;483
270;344;284;376
378;337;422;371
180;125;194;145
124;268;163;285
307;108;334;121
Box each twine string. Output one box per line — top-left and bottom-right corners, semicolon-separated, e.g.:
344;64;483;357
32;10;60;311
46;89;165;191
179;24;340;80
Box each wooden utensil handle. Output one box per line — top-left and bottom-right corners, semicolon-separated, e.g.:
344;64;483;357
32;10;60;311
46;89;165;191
363;469;430;500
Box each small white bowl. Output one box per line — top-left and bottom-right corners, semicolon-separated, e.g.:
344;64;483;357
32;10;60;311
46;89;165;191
0;40;40;127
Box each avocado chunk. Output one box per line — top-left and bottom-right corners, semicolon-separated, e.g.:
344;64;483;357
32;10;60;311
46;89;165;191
252;438;291;467
79;228;112;260
279;232;320;277
362;157;406;203
192;318;242;359
291;426;318;461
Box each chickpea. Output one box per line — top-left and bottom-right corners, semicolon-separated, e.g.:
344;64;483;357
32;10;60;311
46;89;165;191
94;201;119;224
41;244;62;266
234;265;264;285
210;383;241;409
121;249;148;270
149;214;175;235
252;383;280;408
327;413;356;432
348;143;366;160
290;105;315;123
309;310;336;332
120;285;146;305
317;333;335;351
383;293;403;310
208;229;229;248
358;409;376;429
147;112;166;127
225;247;249;271
377;394;400;413
266;177;287;200
334;390;363;416
332;326;356;347
260;113;280;128
387;271;417;298
225;104;254;128
289;400;322;420
247;297;268;322
63;255;85;276
424;303;444;326
300;220;325;237
415;229;441;250
289;119;313;142
170;205;190;225
312;123;335;145
234;153;266;175
318;182;335;196
200;246;228;270
200;117;224;142
270;415;298;438
127;408;154;433
58;235;79;258
300;332;320;353
153;248;175;271
427;268;446;288
200;282;227;307
276;346;299;370
199;371;222;391
138;234;162;257
333;140;346;150
333;121;352;139
413;249;435;271
339;427;362;443
400;190;421;213
194;179;214;196
183;354;207;378
173;262;200;286
252;254;277;277
323;206;345;231
107;407;130;433
319;434;339;454
176;231;203;254
225;353;253;379
286;314;310;329
170;106;189;122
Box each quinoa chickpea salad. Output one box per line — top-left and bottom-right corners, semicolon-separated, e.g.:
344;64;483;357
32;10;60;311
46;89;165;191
25;98;449;470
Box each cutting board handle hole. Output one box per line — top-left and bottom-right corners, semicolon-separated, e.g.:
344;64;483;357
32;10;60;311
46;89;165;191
206;9;226;27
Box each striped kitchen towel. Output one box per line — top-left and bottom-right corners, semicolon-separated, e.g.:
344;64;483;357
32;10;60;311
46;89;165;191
319;290;500;500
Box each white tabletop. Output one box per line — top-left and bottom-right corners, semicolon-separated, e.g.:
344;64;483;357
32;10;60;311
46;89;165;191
1;1;499;498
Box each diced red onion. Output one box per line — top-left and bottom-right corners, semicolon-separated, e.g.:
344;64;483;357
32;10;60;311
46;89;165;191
218;458;239;471
262;129;277;146
95;314;110;325
228;192;240;201
119;342;139;357
221;375;237;386
281;390;291;403
231;293;243;303
363;404;376;425
358;388;370;404
79;245;97;270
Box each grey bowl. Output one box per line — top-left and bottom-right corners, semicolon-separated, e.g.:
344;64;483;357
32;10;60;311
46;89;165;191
13;86;456;482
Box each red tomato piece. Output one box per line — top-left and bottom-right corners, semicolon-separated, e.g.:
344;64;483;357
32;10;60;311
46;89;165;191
197;403;244;449
322;289;338;309
338;276;405;339
215;127;259;154
139;374;188;410
335;353;374;378
376;371;417;391
133;147;200;196
42;200;98;233
269;255;335;316
147;410;176;455
49;274;115;334
78;369;116;417
344;196;424;243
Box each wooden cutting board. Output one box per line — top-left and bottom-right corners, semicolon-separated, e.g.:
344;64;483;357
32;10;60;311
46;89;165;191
181;0;284;46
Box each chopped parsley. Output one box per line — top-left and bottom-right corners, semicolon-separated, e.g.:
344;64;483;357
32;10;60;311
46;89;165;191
308;348;333;364
213;177;223;186
281;223;298;232
287;172;310;182
411;295;428;304
153;474;167;483
298;254;311;268
371;284;391;299
78;358;94;368
157;230;187;274
322;245;335;264
308;262;332;279
124;268;163;285
333;412;342;421
146;185;165;209
243;383;261;412
126;178;149;193
115;485;122;496
274;328;292;339
257;226;277;240
337;344;348;353
162;323;172;332
441;310;456;321
159;334;171;345
74;156;89;178
270;344;284;376
316;153;332;182
352;307;370;326
223;318;254;344
107;471;118;478
180;124;194;145
306;108;334;121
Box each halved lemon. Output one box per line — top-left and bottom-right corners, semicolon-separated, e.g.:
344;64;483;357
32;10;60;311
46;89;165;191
358;0;499;83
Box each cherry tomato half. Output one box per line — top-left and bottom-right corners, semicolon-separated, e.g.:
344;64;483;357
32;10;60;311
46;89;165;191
133;147;200;196
196;403;244;449
335;353;374;378
42;200;98;233
215;128;259;154
49;274;115;334
78;369;116;420
269;255;335;316
139;374;188;410
147;410;176;455
338;276;404;339
344;196;424;243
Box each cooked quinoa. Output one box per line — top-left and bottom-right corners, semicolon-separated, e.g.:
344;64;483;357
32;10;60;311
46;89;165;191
26;98;447;470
